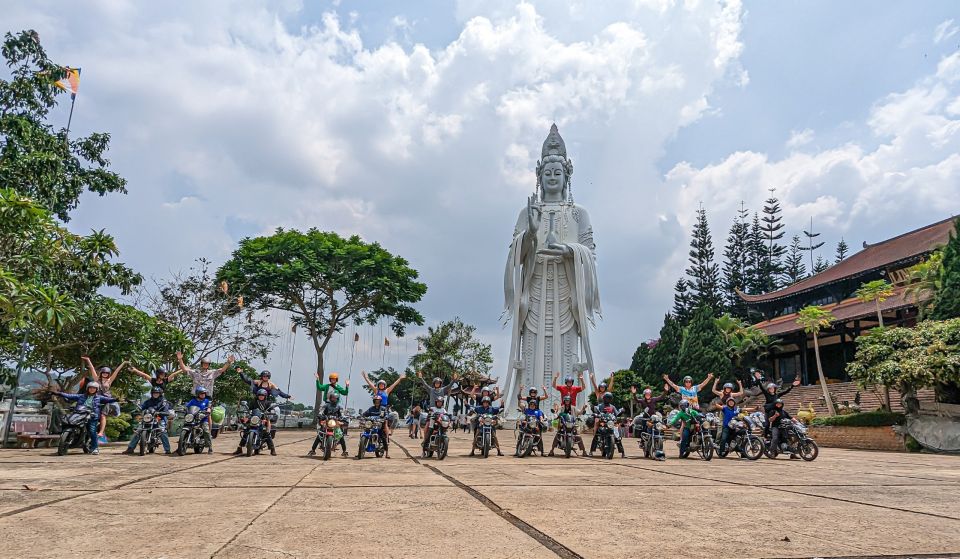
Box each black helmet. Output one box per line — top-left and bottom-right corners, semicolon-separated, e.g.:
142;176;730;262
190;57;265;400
679;400;690;410
481;396;492;404
328;393;340;403
602;391;613;403
598;382;608;391
564;376;574;384
256;388;268;398
774;398;784;405
260;370;272;378
98;366;112;375
156;368;168;376
151;386;164;395
562;395;572;403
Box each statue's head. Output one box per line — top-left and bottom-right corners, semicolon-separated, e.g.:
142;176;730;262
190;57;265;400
536;123;574;201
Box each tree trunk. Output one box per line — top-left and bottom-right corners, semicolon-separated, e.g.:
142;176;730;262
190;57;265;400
812;333;836;415
312;351;324;426
875;302;891;411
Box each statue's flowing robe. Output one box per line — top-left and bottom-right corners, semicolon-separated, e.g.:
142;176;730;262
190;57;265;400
502;201;600;414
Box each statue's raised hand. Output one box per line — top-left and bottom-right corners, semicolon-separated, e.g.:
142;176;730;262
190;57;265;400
526;195;540;234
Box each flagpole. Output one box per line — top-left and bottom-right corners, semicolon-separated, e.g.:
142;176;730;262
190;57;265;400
345;330;357;411
65;94;76;138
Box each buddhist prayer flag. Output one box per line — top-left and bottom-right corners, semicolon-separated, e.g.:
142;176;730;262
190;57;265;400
54;67;81;99
354;333;359;342
384;337;390;347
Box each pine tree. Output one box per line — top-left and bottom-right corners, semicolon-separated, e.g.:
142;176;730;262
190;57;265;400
799;217;826;272
649;314;683;380
685;206;723;314
672;278;694;324
678;305;731;390
835;238;850;263
722;203;750;318
930;218;960;320
782;234;807;285
746;213;773;294
760;189;787;288
813;255;830;274
629;342;660;388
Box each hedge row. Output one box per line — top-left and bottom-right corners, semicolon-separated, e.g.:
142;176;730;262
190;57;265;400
811;410;905;427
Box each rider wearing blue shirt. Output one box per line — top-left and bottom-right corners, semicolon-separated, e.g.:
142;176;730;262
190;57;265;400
54;381;116;455
516;399;546;456
185;386;214;453
469;396;503;456
718;397;740;456
123;387;173;454
361;395;391;458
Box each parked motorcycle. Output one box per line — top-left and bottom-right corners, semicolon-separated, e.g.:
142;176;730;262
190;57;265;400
767;417;819;461
515;415;544;457
57;405;94;456
595;412;619;459
634;412;666;460
356;414;388;459
316;414;346;461
717;416;764;460
555;411;578;458
473;411;500;458
680;413;715;461
176;405;210;456
423;409;451;460
133;407;168;456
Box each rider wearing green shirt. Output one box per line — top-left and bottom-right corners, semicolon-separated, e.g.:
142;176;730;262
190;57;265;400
315;372;349;402
670;400;703;458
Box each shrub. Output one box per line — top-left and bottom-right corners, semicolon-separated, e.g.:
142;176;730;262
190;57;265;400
811;410;904;427
105;413;133;441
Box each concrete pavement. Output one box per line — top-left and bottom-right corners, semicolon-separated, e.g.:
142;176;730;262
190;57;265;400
0;430;958;558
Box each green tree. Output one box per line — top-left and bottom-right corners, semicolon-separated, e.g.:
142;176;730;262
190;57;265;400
678;306;730;389
782;234;807;285
608;369;637;411
629;342;660;388
672;278;693;325
1;30;127;221
835;238;850;263
760;191;787;290
715;313;778;377
363;367;420;416
648;314;683;381
856;279;895;328
796;305;836;415
685;206;723;314
799;217;826;273
409;317;492;386
812;255;830;274
217;228;427;414
722;203;750;318
745;213;772;294
904;249;944;318
162;358;252;406
930;218;960;321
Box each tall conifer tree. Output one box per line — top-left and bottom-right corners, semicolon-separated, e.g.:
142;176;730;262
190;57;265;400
799;217;826;272
672;277;694;324
685;206;723;315
930;218;960;320
782;234;807;285
649;314;683;378
760;189;787;289
722;203;750;318
835;238;850;263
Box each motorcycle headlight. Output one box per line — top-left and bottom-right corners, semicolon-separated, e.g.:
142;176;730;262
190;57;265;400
564;420;575;428
364;420;374;429
249;415;261;425
184;413;195;422
702;421;711;429
142;413;154;422
326;419;338;428
482;417;492;426
440;419;451;428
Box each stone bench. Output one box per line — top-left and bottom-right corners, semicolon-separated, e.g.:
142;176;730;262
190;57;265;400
16;434;60;448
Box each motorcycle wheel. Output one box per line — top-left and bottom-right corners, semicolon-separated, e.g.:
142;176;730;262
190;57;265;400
481;433;490;459
323;434;333;461
520;437;533;458
764;443;778;459
438;437;448;460
176;432;188;456
57;430;72;456
602;437;613;460
564;434;572;458
193;444;202;454
642;437;651;459
701;442;714;461
139;435;146;456
357;436;367;460
246;436;255;457
744;437;764;460
799;439;819;461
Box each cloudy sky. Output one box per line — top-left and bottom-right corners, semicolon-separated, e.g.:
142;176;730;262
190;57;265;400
5;1;960;406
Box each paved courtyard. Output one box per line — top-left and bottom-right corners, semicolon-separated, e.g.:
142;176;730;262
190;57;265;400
0;430;958;559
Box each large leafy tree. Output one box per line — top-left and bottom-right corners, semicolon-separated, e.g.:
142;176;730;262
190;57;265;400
684;207;722;314
409;317;492;386
930;218;960;321
217;228;427;413
678;305;730;386
715;313;778;378
904;249;944;318
629;341;660;388
162;359;252;406
133;258;274;365
1;30;127;221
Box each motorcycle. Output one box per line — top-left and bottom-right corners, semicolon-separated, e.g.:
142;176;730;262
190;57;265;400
356;414;388;459
555;411;578;458
316;414;346;460
515;414;544;458
679;413;715;461
634;412;666;460
767;417;819;461
239;408;271;457
423;410;451;460
473;411;500;458
57;405;94;456
595;412;619;459
133;407;168;456
176;405;210;456
717;415;764;460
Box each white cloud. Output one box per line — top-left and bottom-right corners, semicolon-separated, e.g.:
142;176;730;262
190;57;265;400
934;19;958;44
786;128;814;150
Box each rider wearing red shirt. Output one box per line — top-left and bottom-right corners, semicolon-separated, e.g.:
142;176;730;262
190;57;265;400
552;371;585;403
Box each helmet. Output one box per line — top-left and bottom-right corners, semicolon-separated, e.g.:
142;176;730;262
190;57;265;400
435;397;444;406
98;366;112;375
679;400;690;410
256;388;268;398
564;376;574;384
562;395;572;403
432;377;442;386
481;396;492;404
682;376;693;384
151;386;164;395
85;381;101;391
372;394;382;403
602;391;613;403
259;370;272;379
528;387;538;395
642;388;652;396
766;383;777;391
377;380;387;389
726;397;736;405
156;368;168;376
328;393;340;403
200;358;211;365
195;386;208;396
480;387;491;395
328;372;339;381
598;382;608;391
723;382;734;390
774;398;784;406
527;398;537;407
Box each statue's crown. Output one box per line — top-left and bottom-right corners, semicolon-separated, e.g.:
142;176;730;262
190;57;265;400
541;123;567;159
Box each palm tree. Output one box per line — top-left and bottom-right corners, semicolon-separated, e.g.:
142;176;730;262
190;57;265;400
904;250;943;317
796;305;837;415
855;279;896;410
856;279;895;327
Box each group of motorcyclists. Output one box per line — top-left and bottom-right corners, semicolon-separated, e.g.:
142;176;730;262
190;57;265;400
48;355;817;463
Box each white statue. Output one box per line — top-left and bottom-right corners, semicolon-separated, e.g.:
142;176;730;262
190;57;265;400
502;124;601;414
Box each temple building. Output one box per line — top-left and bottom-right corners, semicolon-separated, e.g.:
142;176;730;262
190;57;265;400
738;216;956;386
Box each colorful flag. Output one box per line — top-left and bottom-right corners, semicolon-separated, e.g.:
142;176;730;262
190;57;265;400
384;337;390;347
54;67;81;99
354;333;359;343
